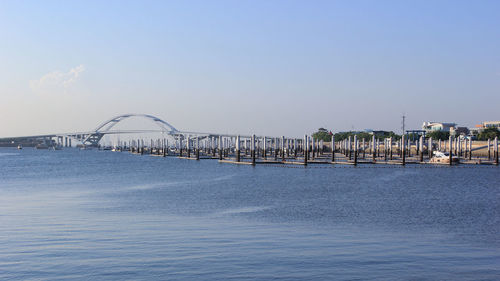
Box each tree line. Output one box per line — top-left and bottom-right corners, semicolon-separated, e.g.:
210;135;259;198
311;127;500;142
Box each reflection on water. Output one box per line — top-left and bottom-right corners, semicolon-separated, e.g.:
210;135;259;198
0;148;499;280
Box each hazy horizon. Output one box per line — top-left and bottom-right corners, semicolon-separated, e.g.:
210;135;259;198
1;0;499;138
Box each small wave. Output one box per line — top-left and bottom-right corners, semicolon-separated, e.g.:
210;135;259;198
125;183;164;190
124;174;236;191
202;174;236;183
217;206;272;216
125;181;184;191
0;153;19;157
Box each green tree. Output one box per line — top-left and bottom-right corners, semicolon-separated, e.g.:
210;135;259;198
331;131;400;142
386;131;402;141
477;127;500;141
312;128;332;142
427;130;450;141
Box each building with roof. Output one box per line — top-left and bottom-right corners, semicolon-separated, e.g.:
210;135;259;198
476;121;500;129
422;122;457;133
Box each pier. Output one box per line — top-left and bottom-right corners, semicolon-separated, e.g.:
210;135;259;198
119;134;500;167
1;113;498;167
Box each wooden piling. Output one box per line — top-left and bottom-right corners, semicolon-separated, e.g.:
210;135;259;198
331;135;335;162
294;139;298;158
488;139;491;160
236;135;241;162
419;135;424;162
354;135;358;165
377;138;380;157
454;137;458;156
196;137;200;160
251;135;256;165
281;136;285;161
384;138;387;161
263;137;267;159
163;138;166;157
362;138;365;159
449;136;453;166
469;139;472;160
218;136;223;160
372;135;376;161
495;137;498;165
274;138;278;160
348;136;352;160
304;135;308;165
389;137;393;160
289;139;292;157
428;137;433;159
402;135;406;165
308;137;312;160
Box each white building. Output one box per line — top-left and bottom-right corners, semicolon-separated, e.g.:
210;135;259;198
422;122;456;132
480;121;500;128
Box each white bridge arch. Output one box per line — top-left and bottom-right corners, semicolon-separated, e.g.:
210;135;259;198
93;114;179;134
81;114;181;146
0;113;247;148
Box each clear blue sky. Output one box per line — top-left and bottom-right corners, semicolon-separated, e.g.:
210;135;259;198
1;0;499;137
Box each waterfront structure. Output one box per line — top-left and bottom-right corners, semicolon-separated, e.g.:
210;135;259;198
422;122;457;133
450;126;469;136
469;121;500;137
476;121;500;129
1;114;499;166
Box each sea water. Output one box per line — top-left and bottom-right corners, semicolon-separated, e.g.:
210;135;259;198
0;148;499;280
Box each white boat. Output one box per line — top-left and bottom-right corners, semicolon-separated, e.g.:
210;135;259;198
17;144;22;150
430;151;459;164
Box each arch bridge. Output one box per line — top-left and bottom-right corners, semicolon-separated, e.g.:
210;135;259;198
77;114;181;146
0;113;227;147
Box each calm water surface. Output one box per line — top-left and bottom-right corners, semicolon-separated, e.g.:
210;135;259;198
0;148;499;280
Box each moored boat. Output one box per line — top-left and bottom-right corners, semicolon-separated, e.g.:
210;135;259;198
429;151;459;164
